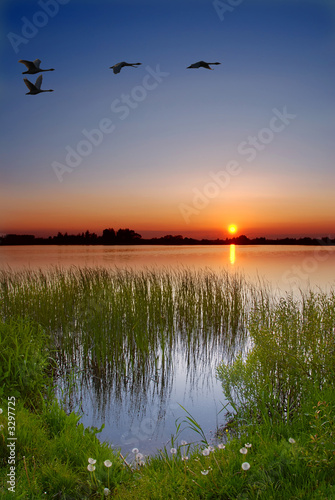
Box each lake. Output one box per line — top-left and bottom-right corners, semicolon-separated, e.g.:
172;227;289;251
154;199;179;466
1;244;334;455
1;244;335;290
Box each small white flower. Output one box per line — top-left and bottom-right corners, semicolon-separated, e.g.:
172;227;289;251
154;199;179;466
104;488;111;496
240;447;248;455
87;464;96;472
241;462;250;471
170;448;177;454
181;440;188;446
245;443;252;448
181;456;189;461
136;453;144;461
104;460;112;468
208;446;215;452
288;438;296;444
132;448;139;454
138;460;145;466
201;469;209;475
202;448;210;456
88;458;96;464
218;443;225;449
0;408;3;414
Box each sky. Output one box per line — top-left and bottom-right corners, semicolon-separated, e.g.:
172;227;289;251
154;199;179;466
0;0;334;239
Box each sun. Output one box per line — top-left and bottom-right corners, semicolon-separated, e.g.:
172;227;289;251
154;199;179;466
228;224;237;234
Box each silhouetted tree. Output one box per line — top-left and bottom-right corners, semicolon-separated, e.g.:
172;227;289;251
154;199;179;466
102;228;116;244
116;228;142;244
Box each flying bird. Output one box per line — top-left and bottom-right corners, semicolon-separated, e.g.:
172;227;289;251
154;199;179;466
18;59;55;74
187;61;221;70
23;75;54;95
110;61;142;74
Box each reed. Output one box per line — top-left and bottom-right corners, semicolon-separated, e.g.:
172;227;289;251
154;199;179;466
0;266;248;415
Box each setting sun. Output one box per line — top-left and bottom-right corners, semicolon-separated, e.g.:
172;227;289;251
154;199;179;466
228;224;237;234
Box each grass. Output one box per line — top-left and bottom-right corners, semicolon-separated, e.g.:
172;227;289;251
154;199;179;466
0;267;334;498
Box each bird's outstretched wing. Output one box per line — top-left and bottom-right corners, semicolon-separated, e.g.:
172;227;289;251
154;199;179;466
33;59;41;69
23;78;36;92
35;75;43;89
19;60;35;71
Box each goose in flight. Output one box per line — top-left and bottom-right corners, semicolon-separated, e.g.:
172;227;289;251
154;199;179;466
187;61;221;70
19;59;55;74
110;61;142;74
23;75;54;95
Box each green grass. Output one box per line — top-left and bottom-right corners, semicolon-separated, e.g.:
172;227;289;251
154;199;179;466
217;290;335;422
0;267;334;498
0;318;51;405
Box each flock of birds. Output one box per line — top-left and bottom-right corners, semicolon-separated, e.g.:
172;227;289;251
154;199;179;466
19;58;221;95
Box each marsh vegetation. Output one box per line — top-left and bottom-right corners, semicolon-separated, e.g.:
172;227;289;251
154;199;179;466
0;266;334;498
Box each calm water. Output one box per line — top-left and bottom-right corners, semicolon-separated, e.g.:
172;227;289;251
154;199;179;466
1;244;334;455
1;244;335;290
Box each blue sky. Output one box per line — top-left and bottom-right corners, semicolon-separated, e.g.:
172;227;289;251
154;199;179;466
0;0;334;238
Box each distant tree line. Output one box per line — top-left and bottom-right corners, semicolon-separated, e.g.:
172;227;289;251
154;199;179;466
0;230;334;246
0;228;141;246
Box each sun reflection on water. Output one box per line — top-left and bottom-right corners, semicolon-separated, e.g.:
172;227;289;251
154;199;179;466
230;244;236;265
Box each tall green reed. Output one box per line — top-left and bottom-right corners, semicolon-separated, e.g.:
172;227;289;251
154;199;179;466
0;266;248;414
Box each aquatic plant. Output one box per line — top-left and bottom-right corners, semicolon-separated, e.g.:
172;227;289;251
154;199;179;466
0;266;248;418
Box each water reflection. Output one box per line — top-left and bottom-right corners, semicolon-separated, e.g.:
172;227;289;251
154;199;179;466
0;245;335;290
2;245;334;292
229;244;236;265
55;324;245;454
46;268;248;453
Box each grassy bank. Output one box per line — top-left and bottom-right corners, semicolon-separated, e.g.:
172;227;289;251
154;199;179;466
0;268;334;498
